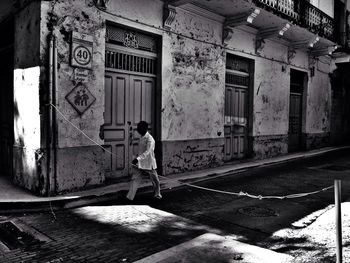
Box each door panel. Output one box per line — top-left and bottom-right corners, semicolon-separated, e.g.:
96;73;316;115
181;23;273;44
288;93;302;151
104;72;155;178
103;73;130;178
129;75;155;175
224;85;248;160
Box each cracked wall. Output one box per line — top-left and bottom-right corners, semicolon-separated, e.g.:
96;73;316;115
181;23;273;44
304;62;331;149
161;6;225;174
226;28;332;158
40;0;105;193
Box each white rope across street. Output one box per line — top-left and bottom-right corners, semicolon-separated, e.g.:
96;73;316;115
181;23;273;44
50;103;335;200
159;175;334;200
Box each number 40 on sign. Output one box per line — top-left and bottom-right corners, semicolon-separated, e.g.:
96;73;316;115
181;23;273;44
71;31;93;69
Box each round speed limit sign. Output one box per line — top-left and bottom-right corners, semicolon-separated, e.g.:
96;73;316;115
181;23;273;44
73;45;91;66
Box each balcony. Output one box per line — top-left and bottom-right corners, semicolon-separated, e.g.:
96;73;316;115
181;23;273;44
166;0;339;54
253;0;334;41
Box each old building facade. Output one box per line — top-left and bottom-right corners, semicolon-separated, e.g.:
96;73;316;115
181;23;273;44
0;0;349;195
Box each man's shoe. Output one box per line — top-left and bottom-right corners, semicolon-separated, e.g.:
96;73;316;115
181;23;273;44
154;194;162;200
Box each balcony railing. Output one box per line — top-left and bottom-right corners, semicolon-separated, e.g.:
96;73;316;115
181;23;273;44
253;0;334;41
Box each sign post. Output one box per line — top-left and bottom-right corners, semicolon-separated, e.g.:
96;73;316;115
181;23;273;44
335;179;342;263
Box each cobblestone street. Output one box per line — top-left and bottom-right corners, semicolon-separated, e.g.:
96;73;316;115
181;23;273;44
1;150;350;262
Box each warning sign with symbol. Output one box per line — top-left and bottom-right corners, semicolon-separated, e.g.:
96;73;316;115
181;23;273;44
71;32;93;69
65;83;96;115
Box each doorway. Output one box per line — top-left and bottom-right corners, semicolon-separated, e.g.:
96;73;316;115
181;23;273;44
103;72;155;178
0;18;14;177
103;25;158;179
289;69;306;152
224;54;252;161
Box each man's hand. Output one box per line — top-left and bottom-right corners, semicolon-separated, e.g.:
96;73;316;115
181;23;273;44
132;158;138;165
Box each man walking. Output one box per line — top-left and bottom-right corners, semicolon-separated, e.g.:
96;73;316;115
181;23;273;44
126;121;162;201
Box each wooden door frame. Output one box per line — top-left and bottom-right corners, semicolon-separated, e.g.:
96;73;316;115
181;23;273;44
104;41;160;178
289;68;308;151
224;52;255;160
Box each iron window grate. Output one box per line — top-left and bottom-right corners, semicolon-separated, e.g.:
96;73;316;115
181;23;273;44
225;73;249;86
105;50;157;75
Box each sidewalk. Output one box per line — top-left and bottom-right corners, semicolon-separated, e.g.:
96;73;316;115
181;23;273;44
1;145;349;213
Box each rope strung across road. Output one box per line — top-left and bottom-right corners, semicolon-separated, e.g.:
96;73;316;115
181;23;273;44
50;103;335;200
159;175;334;200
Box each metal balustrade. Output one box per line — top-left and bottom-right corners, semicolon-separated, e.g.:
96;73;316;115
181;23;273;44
253;0;334;40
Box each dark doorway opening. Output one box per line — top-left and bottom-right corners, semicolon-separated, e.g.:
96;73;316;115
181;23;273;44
288;69;306;152
0;18;14;177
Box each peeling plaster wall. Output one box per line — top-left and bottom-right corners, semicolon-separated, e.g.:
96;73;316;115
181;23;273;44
64;1;226;175
162;7;225;141
254;58;290;136
225;28;332;158
56;146;104;192
304;64;332;149
13;1;42;193
107;0;163;27
40;0;105;193
306;66;331;133
161;7;225;173
161;138;224;175
226;33;291;158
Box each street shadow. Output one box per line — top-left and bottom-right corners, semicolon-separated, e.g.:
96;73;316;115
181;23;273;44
3;151;350;262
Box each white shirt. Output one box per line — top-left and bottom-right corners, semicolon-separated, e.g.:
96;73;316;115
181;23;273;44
136;132;157;170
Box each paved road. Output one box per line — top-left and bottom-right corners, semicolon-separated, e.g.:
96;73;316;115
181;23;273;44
1;150;350;262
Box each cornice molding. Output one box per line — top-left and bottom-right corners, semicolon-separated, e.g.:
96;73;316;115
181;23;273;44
176;3;225;24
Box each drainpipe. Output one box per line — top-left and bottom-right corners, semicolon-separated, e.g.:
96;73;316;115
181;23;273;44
47;33;57;196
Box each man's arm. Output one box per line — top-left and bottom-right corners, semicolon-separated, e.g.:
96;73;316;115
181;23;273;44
136;138;154;161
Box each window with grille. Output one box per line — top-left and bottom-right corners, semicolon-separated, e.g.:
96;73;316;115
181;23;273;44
226;54;250;73
225;72;249;86
106;25;157;53
225;54;251;86
105;50;157;75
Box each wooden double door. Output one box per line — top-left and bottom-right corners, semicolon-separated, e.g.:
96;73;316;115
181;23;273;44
224;83;248;160
103;72;155;178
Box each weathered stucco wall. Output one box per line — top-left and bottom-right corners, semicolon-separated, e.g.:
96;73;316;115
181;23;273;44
13;1;42;193
225;27;332;157
160;6;225;173
253;42;290;158
99;1;226;174
225;32;291;158
304;61;331;149
162;7;225;141
254;58;290;136
107;0;163;27
306;64;331;133
40;0;105;192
